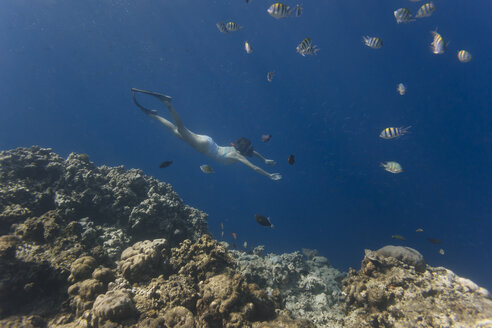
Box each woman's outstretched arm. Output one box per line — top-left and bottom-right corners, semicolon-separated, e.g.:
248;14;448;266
229;152;281;180
252;151;276;165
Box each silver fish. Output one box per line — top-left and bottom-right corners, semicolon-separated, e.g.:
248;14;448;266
200;165;215;174
267;71;275;82
244;41;253;54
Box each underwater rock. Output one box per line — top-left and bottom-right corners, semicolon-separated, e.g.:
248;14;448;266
230;248;346;327
92;267;115;284
163;306;196;327
170;234;233;283
342;247;492;327
92;289;137;323
0;146;208;252
0;234;19;260
68;256;97;283
119;238;168;283
369;245;426;273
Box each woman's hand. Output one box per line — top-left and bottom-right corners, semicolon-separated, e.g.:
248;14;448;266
265;159;276;166
270;173;282;180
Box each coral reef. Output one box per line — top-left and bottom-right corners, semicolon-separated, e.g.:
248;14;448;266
230;247;347;326
342;245;492;327
1;147;491;327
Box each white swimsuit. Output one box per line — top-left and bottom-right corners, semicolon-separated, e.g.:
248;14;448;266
198;135;236;165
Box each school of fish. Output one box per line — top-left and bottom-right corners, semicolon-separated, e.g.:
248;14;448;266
211;0;473;251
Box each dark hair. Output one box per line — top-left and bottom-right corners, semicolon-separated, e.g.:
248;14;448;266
233;137;254;157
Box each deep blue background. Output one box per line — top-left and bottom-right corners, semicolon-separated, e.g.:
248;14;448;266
1;0;491;289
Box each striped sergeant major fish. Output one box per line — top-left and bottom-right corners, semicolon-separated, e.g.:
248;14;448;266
216;22;228;34
296;37;319;56
379;126;411;139
225;21;242;32
394;8;415;24
380;161;403;174
267;3;292;19
457;50;472;63
363;36;383;49
295;4;302;17
397;83;406;95
430;30;447;55
415;2;435;18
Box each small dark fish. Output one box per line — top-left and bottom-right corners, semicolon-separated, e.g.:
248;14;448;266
231;232;237;240
159;161;173;168
232;242;237;249
392;234;406;241
262;134;272;142
255;214;274;228
428;238;441;244
288;154;295;165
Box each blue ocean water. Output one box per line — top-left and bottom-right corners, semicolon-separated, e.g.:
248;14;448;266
1;0;490;290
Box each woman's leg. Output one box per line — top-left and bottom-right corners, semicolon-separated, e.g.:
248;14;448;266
132;88;203;146
132;88;181;138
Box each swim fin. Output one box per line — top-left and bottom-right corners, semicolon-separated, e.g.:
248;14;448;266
131;88;172;104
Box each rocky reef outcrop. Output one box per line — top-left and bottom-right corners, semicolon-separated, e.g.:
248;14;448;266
342;245;492;327
230;246;346;327
0;147;313;327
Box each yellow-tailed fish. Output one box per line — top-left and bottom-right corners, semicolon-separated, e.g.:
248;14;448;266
296;37;319;56
392;235;406;241
415;2;435;18
381;161;403;174
225;21;242;32
200;165;215;174
457;50;472;63
394;8;414;24
244;41;253;54
267;3;292;19
397;83;406;95
430;31;447;55
363;36;383;49
379;126;411;139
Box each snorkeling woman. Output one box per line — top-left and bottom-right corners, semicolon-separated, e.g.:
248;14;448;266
132;88;282;181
